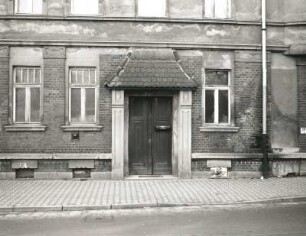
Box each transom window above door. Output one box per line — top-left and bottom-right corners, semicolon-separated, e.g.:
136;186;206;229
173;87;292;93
137;0;167;17
15;0;43;14
71;0;99;15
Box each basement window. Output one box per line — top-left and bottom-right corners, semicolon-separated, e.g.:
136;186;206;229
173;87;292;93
71;0;99;15
205;0;231;19
15;0;43;14
137;0;167;17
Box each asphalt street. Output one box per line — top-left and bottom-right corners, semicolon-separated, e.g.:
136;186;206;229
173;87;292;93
0;202;306;236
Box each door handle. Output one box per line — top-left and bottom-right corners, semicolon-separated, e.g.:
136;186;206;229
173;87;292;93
155;125;171;131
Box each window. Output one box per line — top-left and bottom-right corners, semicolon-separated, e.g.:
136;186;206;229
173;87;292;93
205;0;231;18
69;67;98;124
71;0;99;15
204;70;230;125
15;0;43;14
137;0;167;17
13;67;42;123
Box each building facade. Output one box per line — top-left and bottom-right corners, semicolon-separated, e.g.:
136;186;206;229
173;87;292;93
0;0;306;179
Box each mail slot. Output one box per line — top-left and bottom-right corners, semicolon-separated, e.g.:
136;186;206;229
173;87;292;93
155;125;171;131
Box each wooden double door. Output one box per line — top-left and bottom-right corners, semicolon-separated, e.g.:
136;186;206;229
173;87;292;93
129;97;173;175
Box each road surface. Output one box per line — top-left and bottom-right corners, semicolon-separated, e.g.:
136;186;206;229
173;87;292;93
0;203;306;235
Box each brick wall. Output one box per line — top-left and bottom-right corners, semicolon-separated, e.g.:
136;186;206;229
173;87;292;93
0;56;9;147
0;160;12;172
231;160;262;172
180;52;264;153
0;53;127;153
298;63;306;151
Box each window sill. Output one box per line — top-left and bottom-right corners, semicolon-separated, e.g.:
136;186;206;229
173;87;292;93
61;125;103;132
4;124;47;132
199;126;239;133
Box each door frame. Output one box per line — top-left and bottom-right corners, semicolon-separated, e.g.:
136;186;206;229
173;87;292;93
124;91;179;176
111;89;192;179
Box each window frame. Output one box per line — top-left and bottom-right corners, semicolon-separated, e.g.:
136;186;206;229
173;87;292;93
12;66;43;124
202;69;238;132
203;0;231;19
136;0;169;18
68;67;99;125
14;0;44;15
70;0;100;16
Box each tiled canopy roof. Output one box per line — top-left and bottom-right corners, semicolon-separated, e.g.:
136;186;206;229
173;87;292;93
106;48;197;90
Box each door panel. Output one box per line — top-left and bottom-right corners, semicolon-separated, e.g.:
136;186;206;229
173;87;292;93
129;97;151;175
152;97;172;175
129;96;172;175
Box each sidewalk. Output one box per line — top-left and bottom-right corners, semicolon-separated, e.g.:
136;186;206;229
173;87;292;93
1;177;306;212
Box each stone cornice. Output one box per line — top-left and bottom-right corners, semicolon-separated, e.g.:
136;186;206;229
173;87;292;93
0;40;289;52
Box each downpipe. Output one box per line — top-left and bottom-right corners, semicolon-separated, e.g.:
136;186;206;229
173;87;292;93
262;0;269;178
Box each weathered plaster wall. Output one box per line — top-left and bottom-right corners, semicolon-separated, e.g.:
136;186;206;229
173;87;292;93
271;54;298;149
0;0;7;15
285;26;306;46
285;0;306;22
169;0;202;19
267;0;284;22
234;0;261;21
0;20;262;45
47;0;65;16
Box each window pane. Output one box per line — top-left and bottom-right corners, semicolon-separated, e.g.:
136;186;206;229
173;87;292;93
15;88;26;122
22;69;28;83
138;0;166;17
18;0;32;13
71;88;82;122
84;70;90;84
71;69;77;84
28;69;34;83
219;90;229;123
34;69;41;84
215;0;229;18
85;88;95;123
32;0;43;14
205;0;214;17
90;70;96;84
16;68;22;83
77;70;83;84
205;90;214;123
206;70;228;86
30;88;40;122
71;0;99;15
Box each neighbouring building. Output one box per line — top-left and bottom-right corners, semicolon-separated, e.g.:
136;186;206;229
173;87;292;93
0;0;306;180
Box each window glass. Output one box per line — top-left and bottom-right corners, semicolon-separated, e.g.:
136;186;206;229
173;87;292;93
71;0;99;15
138;0;166;17
218;90;229;123
30;88;40;122
205;90;214;123
205;70;228;86
16;0;43;14
15;88;26;122
205;0;230;18
71;88;82;123
85;88;96;123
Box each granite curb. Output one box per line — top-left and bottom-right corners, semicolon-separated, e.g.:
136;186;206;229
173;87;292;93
1;197;306;213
